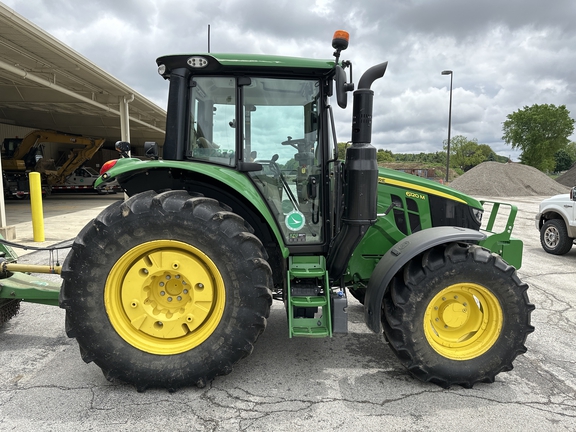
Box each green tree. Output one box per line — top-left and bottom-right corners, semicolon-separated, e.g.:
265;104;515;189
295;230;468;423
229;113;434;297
337;142;348;160
554;142;576;171
477;144;494;161
567;142;576;160
393;152;447;164
502;104;575;171
443;135;491;171
554;149;573;172
377;149;394;163
338;143;395;163
283;158;300;171
430;151;448;164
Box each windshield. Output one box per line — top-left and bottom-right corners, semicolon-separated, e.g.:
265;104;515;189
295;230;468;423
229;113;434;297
83;167;99;176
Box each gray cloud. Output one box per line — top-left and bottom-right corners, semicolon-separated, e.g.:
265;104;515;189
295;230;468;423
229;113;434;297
4;0;576;160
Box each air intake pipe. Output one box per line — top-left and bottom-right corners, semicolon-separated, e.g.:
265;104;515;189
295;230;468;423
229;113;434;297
327;61;388;279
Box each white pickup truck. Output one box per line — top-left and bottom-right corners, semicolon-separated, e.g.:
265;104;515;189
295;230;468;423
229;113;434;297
535;186;576;255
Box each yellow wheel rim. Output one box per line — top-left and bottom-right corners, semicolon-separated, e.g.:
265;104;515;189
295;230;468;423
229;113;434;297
104;240;225;355
424;283;502;360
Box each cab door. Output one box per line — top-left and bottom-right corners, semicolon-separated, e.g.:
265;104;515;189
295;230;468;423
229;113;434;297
241;77;325;247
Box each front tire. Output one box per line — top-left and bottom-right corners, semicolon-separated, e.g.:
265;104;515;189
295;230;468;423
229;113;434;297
60;190;273;391
540;219;573;255
0;299;20;327
382;243;534;388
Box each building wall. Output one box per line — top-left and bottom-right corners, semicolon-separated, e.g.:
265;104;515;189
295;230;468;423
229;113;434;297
0;123;35;143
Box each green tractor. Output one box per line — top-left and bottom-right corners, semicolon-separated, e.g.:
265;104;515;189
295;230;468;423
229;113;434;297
1;31;534;391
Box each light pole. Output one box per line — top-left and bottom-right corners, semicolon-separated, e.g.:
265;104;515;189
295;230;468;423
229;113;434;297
441;70;453;183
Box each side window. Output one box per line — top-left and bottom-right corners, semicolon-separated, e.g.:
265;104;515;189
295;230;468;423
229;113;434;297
188;77;236;166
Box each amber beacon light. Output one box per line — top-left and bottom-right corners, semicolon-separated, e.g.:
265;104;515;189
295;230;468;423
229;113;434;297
332;30;350;51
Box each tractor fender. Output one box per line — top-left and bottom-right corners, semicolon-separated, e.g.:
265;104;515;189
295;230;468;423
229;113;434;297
364;226;486;333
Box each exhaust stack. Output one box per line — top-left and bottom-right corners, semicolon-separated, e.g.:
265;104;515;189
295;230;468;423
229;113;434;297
327;62;388;278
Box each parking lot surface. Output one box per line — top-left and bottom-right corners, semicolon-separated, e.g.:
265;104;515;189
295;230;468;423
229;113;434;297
0;194;575;431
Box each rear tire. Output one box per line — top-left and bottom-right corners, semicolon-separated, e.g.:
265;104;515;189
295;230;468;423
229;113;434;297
382;243;534;388
540;219;573;255
60;190;273;391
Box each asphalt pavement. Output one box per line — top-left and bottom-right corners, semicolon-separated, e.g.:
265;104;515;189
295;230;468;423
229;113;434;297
0;194;575;431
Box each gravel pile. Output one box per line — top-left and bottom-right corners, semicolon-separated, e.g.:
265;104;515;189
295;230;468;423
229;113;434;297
449;161;570;197
556;163;576;187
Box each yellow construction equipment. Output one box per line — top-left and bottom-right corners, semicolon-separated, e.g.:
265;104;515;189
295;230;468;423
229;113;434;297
1;130;106;196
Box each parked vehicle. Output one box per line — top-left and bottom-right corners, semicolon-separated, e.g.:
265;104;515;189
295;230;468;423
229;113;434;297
51;166;118;194
535;186;576;255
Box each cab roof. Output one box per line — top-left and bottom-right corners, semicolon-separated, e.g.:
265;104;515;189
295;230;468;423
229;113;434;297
156;53;336;78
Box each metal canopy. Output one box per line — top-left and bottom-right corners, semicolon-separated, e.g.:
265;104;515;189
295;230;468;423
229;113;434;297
0;3;166;149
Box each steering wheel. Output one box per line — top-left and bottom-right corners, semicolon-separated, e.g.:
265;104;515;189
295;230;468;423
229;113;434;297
281;137;308;149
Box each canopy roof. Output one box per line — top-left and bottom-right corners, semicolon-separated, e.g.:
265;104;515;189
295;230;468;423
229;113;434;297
0;3;166;148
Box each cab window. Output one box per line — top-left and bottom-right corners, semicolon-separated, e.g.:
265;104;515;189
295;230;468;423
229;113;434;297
188;77;236;166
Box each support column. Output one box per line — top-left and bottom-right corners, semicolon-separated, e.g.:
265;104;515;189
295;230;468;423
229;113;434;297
0;153;16;240
119;94;134;144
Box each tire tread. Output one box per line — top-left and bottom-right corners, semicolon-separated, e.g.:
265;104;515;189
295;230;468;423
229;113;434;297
382;242;534;388
60;190;273;390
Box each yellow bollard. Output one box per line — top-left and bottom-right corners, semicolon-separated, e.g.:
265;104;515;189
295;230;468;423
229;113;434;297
29;172;45;242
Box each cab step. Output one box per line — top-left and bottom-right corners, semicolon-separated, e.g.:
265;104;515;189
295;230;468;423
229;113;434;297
287;256;332;338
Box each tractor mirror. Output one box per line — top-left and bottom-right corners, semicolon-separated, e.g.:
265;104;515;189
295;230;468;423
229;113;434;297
144;142;159;159
115;141;131;158
335;65;348;109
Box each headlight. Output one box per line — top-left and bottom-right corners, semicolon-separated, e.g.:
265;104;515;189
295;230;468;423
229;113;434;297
472;208;483;225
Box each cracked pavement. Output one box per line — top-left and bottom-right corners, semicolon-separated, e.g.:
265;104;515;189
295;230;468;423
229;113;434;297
0;195;575;431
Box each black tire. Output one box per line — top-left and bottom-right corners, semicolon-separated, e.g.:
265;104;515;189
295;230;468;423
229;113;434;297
382;242;534;388
60;190;273;391
0;299;20;327
540;219;573;255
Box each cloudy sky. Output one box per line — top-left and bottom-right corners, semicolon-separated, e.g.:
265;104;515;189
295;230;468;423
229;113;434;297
4;0;576;160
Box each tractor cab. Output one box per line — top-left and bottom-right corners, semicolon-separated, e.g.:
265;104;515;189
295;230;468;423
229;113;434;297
145;31;385;269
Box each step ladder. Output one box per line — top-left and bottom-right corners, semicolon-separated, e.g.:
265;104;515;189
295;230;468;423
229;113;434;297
287;256;332;338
